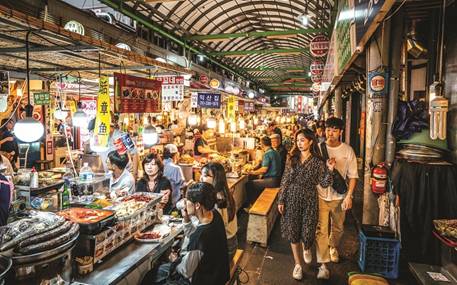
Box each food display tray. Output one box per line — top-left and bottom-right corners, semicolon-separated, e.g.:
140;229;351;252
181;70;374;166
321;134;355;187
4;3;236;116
12;233;79;265
57;208;116;235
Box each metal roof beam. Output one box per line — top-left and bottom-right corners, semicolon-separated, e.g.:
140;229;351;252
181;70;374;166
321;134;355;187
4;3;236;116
209;48;307;56
0;45;97;54
244;67;307;71
188;28;326;41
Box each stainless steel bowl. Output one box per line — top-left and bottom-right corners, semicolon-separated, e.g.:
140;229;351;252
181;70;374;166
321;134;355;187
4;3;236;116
0;255;12;285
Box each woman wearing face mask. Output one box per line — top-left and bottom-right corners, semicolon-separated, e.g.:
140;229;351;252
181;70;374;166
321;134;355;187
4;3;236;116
148;182;229;285
277;129;335;280
200;162;238;260
136;153;172;214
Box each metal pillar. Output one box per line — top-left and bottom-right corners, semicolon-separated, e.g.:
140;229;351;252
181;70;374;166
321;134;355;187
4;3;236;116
385;11;404;165
362;19;391;225
335;86;343;118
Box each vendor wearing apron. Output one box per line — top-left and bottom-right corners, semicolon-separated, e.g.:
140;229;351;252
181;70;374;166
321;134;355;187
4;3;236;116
193;128;217;160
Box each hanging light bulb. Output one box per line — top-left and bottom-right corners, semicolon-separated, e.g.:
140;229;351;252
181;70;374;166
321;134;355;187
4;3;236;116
281;116;286;124
218;119;225;134
14;117;44;143
188;114;199;126
230;121;237;133
72;76;88;127
14;31;45;143
253;116;259;125
143;125;159;146
54;109;68;120
239;119;246;130
207;117;217;129
247;91;255;99
123;116;129;126
275;116;281;123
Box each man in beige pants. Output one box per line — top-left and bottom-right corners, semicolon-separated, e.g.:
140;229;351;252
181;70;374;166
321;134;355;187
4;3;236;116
315;118;358;279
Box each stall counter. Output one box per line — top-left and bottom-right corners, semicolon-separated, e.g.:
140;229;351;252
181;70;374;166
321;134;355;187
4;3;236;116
227;175;248;212
75;225;183;285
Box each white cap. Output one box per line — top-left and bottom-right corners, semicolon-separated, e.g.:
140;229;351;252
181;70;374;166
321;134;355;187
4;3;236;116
164;144;178;154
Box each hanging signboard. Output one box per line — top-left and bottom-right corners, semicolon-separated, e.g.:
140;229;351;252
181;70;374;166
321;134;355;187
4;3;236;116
94;76;111;148
310;35;330;58
199;74;209;85
191;92;198;108
156;76;184;102
33;92;51;105
197;92;221;109
311;74;323;83
114;73;162;113
227;96;235;120
244;102;255;112
354;0;386;45
310;60;325;75
297;96;303;113
209;79;221;89
368;67;388;99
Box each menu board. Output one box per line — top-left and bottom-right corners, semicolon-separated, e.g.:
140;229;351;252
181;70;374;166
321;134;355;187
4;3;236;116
114;73;161;113
155;76;184;102
197;92;221;109
244;102;255;112
227;96;235;120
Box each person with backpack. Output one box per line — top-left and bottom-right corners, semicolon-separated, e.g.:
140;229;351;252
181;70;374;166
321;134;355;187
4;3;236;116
315;118;358;279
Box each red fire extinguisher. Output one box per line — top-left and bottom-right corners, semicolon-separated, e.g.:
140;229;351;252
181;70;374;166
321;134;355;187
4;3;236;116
371;162;388;194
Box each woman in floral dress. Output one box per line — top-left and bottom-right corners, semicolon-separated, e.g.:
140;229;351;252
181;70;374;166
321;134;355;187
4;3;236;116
278;128;335;280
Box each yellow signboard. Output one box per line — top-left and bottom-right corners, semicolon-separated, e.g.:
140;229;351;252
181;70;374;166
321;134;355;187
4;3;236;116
93;76;111;148
227;95;235;121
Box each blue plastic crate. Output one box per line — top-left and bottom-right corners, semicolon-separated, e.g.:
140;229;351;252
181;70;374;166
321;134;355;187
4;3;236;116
358;231;400;279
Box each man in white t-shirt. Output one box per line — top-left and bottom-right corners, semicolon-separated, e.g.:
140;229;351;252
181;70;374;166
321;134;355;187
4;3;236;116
316;117;358;279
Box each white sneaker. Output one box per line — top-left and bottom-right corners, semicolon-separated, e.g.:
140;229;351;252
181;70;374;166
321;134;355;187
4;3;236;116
330;247;339;263
292;264;303;280
317;264;330;279
303;249;312;264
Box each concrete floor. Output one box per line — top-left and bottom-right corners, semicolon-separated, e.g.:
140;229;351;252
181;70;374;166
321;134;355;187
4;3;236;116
234;187;418;285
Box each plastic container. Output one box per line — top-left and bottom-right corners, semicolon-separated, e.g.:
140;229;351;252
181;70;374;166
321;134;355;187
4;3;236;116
358;231;400;279
79;163;94;182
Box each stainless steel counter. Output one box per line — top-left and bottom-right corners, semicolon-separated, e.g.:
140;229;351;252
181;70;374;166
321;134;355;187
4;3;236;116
75;225;183;285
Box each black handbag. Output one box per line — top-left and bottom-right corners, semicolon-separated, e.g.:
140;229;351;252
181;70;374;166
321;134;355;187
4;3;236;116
319;143;348;194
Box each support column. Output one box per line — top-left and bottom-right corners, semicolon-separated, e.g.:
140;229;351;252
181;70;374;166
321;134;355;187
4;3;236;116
363;19;391;225
335;87;343;118
385;11;404;165
345;96;352;144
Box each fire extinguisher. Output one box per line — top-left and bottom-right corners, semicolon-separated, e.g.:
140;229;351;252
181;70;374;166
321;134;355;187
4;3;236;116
371;163;388;194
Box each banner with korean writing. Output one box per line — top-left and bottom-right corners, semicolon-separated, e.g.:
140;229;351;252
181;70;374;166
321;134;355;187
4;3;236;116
94;76;111;148
156;76;184;102
33;92;51;105
297;96;303;113
197;92;221;109
114;73;161;113
227;95;235;121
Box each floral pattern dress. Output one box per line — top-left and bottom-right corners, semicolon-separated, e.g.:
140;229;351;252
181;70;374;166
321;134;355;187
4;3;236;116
278;156;332;248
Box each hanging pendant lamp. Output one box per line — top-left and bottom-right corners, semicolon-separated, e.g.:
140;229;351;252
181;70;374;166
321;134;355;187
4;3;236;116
14;31;44;143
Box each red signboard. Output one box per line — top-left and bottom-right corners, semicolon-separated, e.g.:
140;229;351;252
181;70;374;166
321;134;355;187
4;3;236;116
297;96;303;113
310;60;325;75
310;35;330;58
114;73;162;113
199;74;209;85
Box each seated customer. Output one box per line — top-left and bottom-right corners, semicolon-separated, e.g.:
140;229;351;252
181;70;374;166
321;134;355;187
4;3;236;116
270;133;287;177
246;136;281;206
201;162;238;260
108;151;135;198
136;153;172;214
150;182;229;285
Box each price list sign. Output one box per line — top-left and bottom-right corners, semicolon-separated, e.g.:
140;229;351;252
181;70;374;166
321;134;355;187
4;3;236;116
197;92;221;109
156;76;184;102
